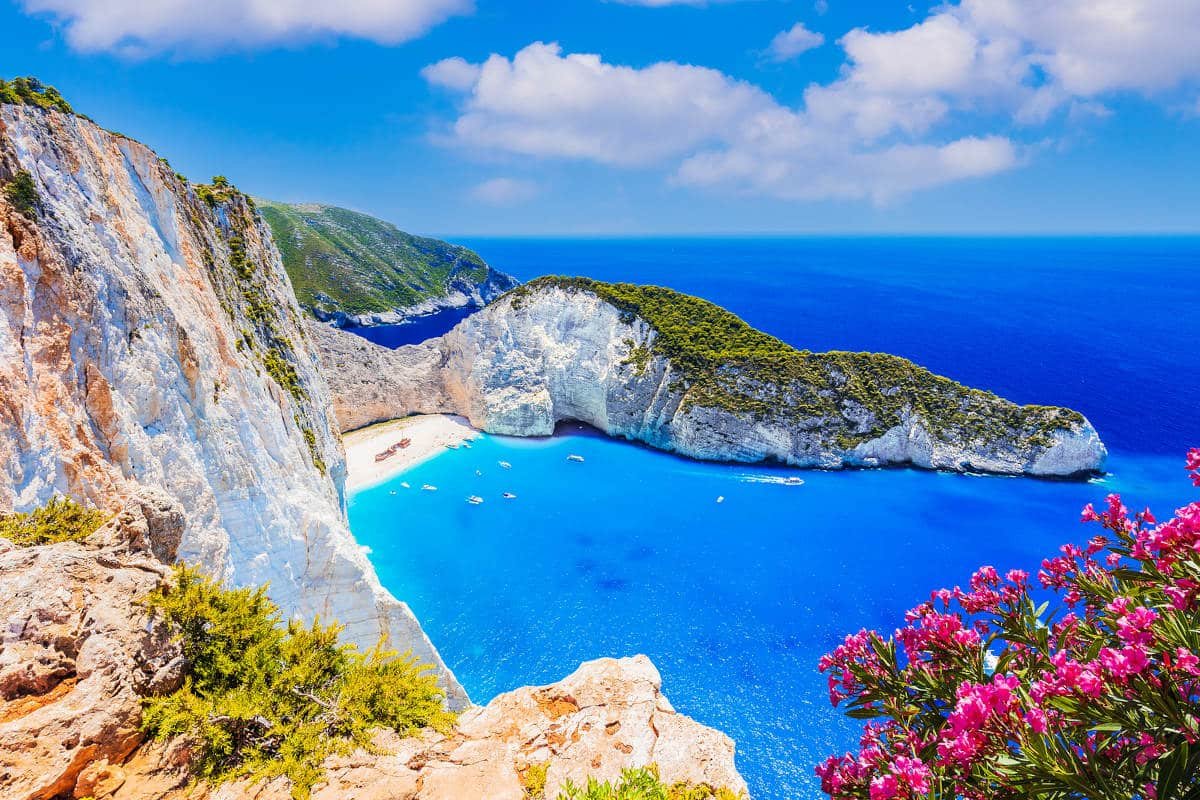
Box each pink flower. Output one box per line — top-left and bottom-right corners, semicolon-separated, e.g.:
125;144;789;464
1025;707;1049;734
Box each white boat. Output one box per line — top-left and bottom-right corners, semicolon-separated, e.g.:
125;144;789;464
421;484;438;491
498;460;512;469
502;492;517;499
716;495;725;503
445;442;459;450
389;490;397;495
475;469;483;477
567;454;585;462
785;477;804;486
400;481;410;489
466;495;484;505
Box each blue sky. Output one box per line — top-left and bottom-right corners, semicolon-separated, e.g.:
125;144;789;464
2;0;1199;236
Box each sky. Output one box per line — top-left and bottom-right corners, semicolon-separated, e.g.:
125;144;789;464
1;0;1199;236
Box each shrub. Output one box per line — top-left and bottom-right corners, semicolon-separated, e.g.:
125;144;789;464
816;448;1200;800
142;565;455;798
0;76;73;113
0;495;107;546
4;169;39;216
557;765;744;800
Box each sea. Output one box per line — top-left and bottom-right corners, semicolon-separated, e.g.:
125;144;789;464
347;237;1199;799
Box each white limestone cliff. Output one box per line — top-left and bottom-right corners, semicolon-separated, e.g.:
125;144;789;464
312;283;1106;479
0;105;465;706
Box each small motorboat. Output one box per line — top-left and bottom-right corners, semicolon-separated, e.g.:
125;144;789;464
475;469;483;477
785;477;804;486
400;481;410;489
567;454;585;463
421;484;438;491
716;495;725;503
502;492;517;499
466;495;484;505
498;460;512;469
445;443;459;450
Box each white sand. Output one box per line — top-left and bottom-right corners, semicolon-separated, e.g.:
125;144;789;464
344;415;480;493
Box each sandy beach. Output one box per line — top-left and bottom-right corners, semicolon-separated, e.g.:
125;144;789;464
343;414;480;493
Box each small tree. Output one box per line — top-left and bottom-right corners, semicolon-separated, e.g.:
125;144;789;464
817;449;1200;800
4;169;39;216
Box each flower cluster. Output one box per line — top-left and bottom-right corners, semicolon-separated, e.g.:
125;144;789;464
816;449;1200;800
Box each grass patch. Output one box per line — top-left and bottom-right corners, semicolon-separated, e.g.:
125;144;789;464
0;496;107;547
142;565;454;799
557;766;743;800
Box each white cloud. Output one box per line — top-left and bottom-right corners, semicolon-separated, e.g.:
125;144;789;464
422;57;482;91
426;42;775;167
20;0;473;56
469;177;540;205
423;1;1200;203
767;23;825;62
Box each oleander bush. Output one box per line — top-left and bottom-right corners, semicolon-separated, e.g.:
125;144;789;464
142;564;455;798
817;448;1200;800
0;496;107;546
557;765;744;800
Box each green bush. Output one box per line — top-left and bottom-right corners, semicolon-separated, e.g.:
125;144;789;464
4;169;39;216
0;76;73;113
142;565;455;798
557;766;744;800
0;495;108;547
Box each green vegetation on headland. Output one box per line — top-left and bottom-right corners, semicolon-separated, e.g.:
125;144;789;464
3;169;38;216
142;564;453;798
510;277;1086;449
0;496;107;546
0;76;72;113
259;200;506;319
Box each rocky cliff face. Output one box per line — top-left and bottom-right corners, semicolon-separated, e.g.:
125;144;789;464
313;280;1106;478
0;496;744;800
0;104;463;704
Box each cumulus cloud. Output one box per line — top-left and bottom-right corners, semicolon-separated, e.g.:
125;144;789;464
425;0;1200;202
19;0;473;56
469;177;540;205
767;22;825;62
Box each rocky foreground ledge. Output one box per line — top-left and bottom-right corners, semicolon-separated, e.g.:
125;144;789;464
313;277;1106;479
0;490;745;800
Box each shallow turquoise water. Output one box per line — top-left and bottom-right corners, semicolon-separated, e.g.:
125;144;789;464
348;237;1198;798
350;435;1183;799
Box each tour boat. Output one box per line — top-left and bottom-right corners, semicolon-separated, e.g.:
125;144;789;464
467;495;484;505
785;477;804;486
498;460;512;469
567;454;585;462
400;481;410;489
502;492;517;499
421;484;438;491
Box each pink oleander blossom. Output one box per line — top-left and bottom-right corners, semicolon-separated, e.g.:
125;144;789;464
817;449;1200;800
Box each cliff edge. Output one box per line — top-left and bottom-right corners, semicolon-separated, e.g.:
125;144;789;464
0;101;463;704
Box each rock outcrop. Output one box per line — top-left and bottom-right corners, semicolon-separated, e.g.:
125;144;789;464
0;103;463;704
312;278;1106;478
0;488;186;800
113;656;744;800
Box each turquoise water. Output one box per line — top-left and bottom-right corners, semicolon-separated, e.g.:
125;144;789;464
347;238;1198;799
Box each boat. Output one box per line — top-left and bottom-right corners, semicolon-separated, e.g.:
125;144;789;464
445;442;459;450
498;460;512;469
502;492;517;499
397;438;411;449
716;495;725;503
567;454;585;462
421;484;438;491
466;495;484;505
785;477;804;486
475;469;483;477
400;481;410;489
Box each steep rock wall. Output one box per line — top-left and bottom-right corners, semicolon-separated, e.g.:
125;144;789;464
0;105;464;705
313;284;1106;478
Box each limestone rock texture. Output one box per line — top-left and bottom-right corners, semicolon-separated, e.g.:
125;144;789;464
111;655;746;800
0;488;186;800
0;104;462;704
313;283;1106;478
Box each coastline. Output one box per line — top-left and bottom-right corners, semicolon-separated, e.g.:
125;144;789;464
344;414;480;493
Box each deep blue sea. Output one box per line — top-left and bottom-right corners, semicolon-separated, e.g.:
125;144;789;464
348;238;1199;799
